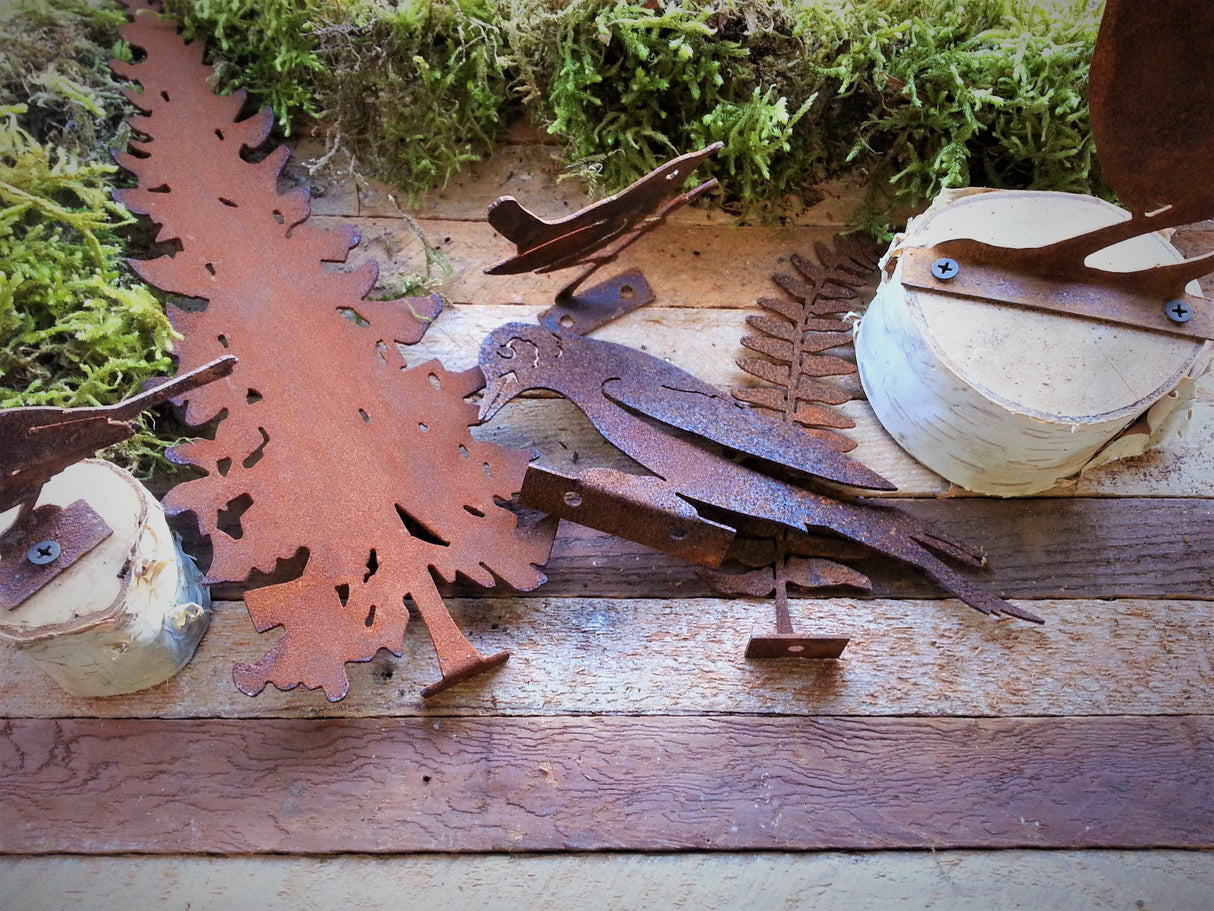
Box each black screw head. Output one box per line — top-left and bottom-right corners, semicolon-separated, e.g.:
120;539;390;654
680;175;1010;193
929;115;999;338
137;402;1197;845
27;541;61;565
1165;299;1193;324
931;257;959;281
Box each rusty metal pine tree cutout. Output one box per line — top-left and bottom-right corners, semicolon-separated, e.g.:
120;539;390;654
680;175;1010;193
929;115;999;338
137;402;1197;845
111;0;554;700
734;234;881;453
707;235;883;656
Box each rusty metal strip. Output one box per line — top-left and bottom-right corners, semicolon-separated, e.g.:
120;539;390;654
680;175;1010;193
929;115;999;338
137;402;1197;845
519;463;736;567
538;269;654;337
744;635;849;659
899;244;1214;340
0;500;114;610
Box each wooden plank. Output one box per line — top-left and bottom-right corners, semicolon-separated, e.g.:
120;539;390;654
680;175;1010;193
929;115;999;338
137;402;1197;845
2;715;1210;853
177;490;1214;603
3;850;1211;911
328;216;850;311
1;597;1209;719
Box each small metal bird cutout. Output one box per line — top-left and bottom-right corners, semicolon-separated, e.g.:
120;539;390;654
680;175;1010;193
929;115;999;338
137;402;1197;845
484;143;722;334
478;323;1043;625
901;0;1214;339
1;356;236;518
0;355;236;610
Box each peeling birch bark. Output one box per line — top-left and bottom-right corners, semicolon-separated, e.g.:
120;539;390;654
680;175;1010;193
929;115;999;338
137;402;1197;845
855;189;1211;496
0;460;210;696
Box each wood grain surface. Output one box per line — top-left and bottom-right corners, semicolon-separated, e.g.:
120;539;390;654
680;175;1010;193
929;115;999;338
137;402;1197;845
4;127;1212;901
0;596;1209;719
5;851;1211;911
3;715;1210;853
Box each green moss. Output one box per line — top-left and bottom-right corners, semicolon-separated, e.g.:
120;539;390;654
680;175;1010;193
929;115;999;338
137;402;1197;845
0;0;182;475
162;0;1105;231
504;1;815;210
313;0;514;202
805;0;1105;233
162;0;325;130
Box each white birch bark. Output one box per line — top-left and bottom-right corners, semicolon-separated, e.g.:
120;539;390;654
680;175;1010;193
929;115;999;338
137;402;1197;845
0;460;210;696
855;189;1211;496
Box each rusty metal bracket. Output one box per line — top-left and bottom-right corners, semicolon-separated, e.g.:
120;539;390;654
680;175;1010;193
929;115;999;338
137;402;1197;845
907;1;1214;336
538;269;655;337
0;500;114;610
520;462;735;567
899;243;1214;340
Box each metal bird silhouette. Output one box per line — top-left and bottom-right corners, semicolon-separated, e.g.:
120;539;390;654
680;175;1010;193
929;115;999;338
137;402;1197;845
478;323;1043;624
911;0;1214;335
485;143;722;311
1;356;236;517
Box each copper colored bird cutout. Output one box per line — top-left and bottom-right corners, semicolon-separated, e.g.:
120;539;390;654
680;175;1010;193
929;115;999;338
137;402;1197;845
479;323;1043;626
485;143;722;334
904;0;1214;339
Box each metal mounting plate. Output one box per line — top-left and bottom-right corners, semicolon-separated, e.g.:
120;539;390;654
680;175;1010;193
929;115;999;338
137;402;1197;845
0;499;114;610
900;244;1214;341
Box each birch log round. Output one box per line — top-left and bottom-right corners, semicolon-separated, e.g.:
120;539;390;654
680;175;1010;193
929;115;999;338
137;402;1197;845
0;459;210;696
855;189;1211;496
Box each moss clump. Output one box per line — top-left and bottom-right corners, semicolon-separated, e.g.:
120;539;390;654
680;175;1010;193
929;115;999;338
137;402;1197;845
162;0;1104;231
506;1;813;207
311;0;514;202
807;0;1105;233
1;0;180;474
164;0;514;201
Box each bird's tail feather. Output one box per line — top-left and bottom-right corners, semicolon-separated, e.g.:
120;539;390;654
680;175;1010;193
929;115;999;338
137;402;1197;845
915;554;1044;624
911;527;986;568
850;500;1042;623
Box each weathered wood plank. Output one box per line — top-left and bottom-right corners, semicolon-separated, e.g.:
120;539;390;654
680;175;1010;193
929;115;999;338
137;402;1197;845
2;715;1209;853
1;598;1209;718
328;215;849;311
3;850;1210;911
181;494;1214;602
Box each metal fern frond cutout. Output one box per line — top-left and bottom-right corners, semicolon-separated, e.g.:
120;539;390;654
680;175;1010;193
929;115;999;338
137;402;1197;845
734;234;881;452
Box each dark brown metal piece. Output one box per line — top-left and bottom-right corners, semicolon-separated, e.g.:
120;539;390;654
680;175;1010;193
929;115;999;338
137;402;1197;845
538;269;655;337
113;1;554;701
0;356;236;516
899;243;1214;341
485;143;721;306
1089;0;1214;226
0;500;114;610
520;462;736;567
478;323;1043;625
915;1;1214;335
